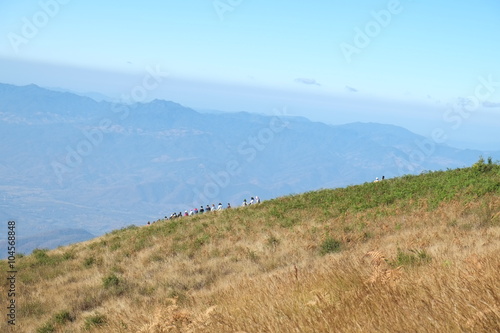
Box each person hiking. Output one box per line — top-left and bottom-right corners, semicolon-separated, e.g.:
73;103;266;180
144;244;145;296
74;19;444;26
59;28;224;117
227;203;231;209
255;196;261;204
206;204;211;212
249;197;254;205
242;199;247;207
217;203;223;211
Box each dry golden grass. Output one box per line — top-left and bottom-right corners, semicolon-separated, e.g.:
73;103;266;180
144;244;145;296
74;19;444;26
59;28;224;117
203;223;499;333
1;168;499;332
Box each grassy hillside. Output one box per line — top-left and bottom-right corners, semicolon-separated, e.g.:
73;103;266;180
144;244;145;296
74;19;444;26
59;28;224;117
1;159;499;332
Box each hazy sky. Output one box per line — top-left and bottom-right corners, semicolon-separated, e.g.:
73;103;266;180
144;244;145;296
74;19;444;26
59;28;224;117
1;0;499;149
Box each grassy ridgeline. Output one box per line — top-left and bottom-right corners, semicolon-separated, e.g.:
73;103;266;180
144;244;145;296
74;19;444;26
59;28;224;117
1;161;499;332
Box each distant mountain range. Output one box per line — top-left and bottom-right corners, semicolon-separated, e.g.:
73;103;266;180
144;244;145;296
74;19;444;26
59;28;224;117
0;228;95;257
0;83;496;256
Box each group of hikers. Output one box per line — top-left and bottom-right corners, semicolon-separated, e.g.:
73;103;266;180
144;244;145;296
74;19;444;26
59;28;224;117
146;176;386;225
146;196;261;225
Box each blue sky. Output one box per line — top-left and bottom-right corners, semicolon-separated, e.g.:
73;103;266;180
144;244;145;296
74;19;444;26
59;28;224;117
1;0;499;149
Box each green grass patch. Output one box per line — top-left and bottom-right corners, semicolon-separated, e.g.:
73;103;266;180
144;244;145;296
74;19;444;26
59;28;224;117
102;273;120;289
193;234;210;250
31;248;63;266
83;313;107;330
54;310;73;324
83;257;94;267
320;237;342;255
390;248;432;267
36;322;55;333
62;250;75;260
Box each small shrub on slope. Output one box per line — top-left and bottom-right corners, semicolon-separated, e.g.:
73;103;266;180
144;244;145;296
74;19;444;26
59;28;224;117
320;237;342;255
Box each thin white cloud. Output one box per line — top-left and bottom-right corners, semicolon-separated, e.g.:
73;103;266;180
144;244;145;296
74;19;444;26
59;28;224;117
294;78;321;86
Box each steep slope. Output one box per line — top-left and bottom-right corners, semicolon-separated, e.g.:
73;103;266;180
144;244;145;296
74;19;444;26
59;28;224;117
1;161;498;332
